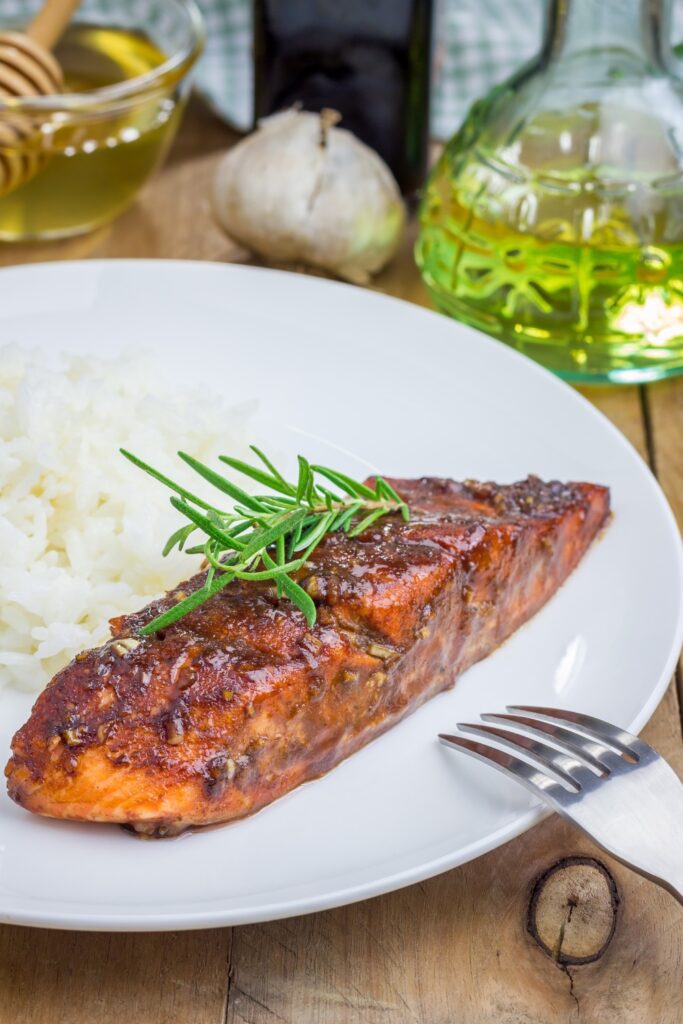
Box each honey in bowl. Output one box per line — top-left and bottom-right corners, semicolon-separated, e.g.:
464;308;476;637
0;16;198;241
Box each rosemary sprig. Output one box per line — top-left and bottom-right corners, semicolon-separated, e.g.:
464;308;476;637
120;446;409;633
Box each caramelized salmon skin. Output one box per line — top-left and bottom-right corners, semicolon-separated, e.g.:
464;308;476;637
6;476;609;835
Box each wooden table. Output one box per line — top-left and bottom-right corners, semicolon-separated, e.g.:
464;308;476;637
1;101;681;1024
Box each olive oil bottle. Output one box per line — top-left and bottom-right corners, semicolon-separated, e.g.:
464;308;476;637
0;23;182;240
416;0;683;383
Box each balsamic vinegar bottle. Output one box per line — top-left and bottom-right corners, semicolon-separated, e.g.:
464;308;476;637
253;0;433;196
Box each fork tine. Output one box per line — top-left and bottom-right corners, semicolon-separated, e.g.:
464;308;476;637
455;723;583;790
438;733;572;801
481;713;609;775
507;705;645;760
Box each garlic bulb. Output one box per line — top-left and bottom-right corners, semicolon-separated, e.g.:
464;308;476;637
212;109;405;284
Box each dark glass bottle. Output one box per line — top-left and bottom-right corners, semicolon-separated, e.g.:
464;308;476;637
253;0;433;195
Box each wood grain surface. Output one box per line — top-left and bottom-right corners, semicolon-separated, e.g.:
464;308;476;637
1;100;681;1024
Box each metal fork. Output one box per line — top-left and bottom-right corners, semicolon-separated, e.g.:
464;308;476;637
439;706;683;904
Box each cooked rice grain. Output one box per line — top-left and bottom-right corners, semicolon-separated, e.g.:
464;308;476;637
0;347;252;691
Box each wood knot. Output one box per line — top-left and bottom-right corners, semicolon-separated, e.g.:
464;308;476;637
527;856;619;966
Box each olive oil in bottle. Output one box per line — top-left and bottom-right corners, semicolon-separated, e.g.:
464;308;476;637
416;0;683;383
417;136;683;383
0;23;182;240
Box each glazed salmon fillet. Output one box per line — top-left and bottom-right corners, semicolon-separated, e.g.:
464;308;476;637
6;476;609;835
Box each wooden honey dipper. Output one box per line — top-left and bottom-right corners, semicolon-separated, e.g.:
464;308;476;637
0;0;81;196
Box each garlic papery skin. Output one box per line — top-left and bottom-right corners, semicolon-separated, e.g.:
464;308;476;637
212;109;406;284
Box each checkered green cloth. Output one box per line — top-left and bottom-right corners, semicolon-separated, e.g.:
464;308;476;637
0;0;681;141
193;0;683;140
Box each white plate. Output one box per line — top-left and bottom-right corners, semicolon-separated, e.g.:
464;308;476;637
0;260;681;932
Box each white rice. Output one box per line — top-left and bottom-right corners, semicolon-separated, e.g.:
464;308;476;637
0;347;253;693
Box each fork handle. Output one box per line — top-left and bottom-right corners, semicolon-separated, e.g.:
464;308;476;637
569;819;683;906
562;763;683;907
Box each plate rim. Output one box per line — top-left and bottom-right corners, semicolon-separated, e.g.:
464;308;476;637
1;258;681;931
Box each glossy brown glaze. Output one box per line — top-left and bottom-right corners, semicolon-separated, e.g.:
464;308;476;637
5;476;610;834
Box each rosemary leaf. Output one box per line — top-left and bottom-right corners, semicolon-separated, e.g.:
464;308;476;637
139;571;233;635
262;550;316;626
162;523;196;557
348;507;387;538
120;448;219;511
239;508;308;561
254;496;298;511
275;535;285;597
287;518;304;558
203;544;238;573
333;502;363;533
219;454;294;497
293;511;334;553
230;559;304;580
124;446;410;632
179;451;268;512
249;445;292;489
296;456;310;503
170;497;246;552
375;477;400;502
311;465;377;500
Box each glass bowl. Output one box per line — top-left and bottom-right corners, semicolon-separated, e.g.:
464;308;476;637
0;0;204;241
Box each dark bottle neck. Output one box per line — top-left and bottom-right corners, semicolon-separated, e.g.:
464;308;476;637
543;0;672;70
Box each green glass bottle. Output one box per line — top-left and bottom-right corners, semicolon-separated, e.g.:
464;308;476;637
416;0;683;383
